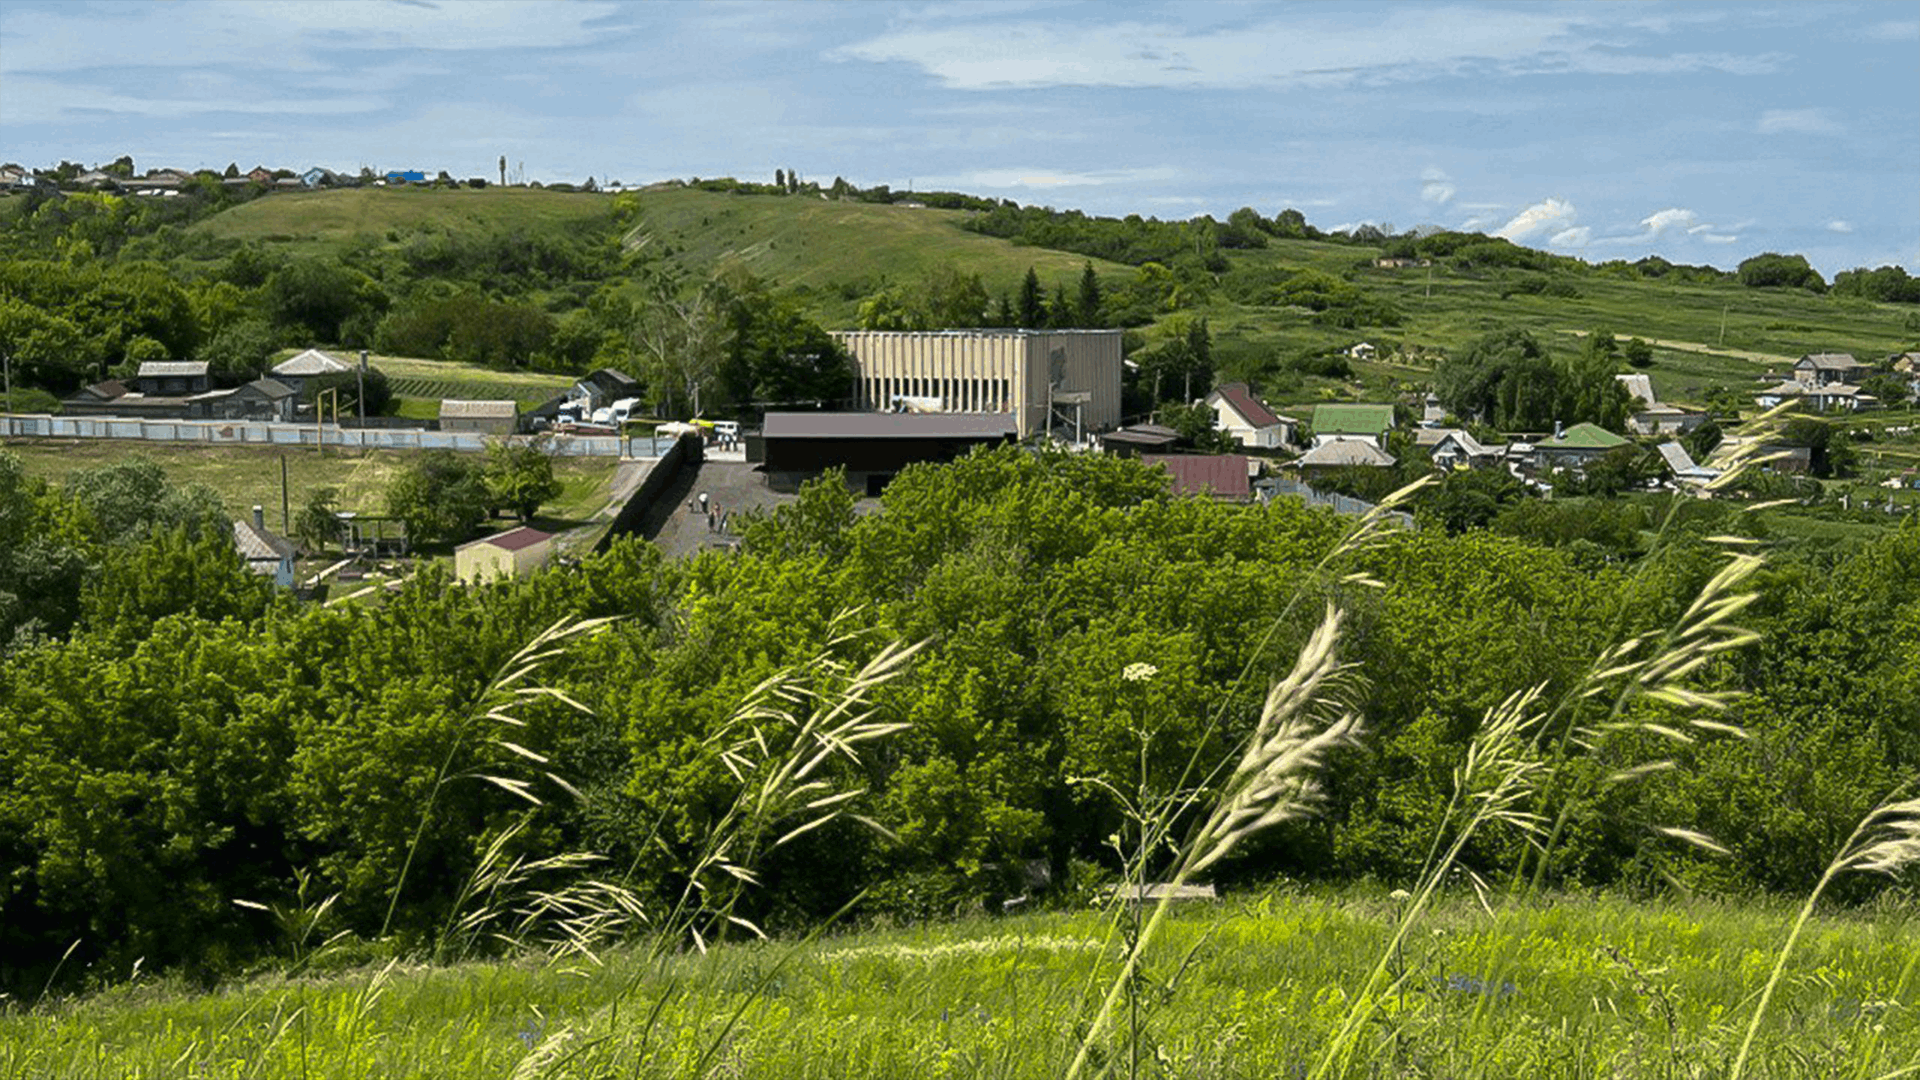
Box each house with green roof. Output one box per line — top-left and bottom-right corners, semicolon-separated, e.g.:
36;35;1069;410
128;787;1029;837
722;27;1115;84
1534;422;1632;472
1309;404;1396;449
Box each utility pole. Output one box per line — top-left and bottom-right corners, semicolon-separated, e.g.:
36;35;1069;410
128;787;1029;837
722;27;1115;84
357;349;369;424
3;352;12;427
280;454;291;533
1718;304;1729;347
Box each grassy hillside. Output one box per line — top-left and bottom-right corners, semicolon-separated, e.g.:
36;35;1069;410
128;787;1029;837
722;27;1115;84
186;186;615;258
3;889;1911;1078
623;186;1133;325
182;185;1920;413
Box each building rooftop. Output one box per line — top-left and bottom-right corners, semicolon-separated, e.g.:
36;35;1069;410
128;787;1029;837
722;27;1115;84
136;360;209;378
1143;454;1252;499
1100;424;1182;448
273;348;351;377
440;399;518;419
460;525;553;553
1545;423;1631;450
762;412;1020;440
1297;440;1397;468
1208;382;1283;429
1311;403;1395;436
1798;352;1862;369
232;519;298;563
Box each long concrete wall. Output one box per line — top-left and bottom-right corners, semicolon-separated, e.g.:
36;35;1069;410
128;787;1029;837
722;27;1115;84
1;413;624;456
594;431;704;552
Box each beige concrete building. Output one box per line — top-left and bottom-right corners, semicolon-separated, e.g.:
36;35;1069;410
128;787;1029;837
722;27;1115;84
455;526;555;583
832;329;1123;440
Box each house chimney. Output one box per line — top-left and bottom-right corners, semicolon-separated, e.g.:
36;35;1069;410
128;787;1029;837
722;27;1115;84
1554;420;1564;439
252;505;264;530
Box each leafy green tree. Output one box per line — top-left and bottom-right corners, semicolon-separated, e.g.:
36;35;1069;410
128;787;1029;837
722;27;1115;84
1435;328;1628;432
64;458;225;544
294;487;345;552
1156;400;1232;452
196;317;280;382
483;441;562;522
263;258;380;342
856;287;924;331
385;451;488;545
1623;337;1654;368
923;266;988;328
1737;252;1825;292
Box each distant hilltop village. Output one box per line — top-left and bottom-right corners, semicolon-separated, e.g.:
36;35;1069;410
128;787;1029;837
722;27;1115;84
0;156;635;196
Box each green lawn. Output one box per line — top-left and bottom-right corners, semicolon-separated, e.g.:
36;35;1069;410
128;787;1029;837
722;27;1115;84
0;439;618;527
3;889;1911;1079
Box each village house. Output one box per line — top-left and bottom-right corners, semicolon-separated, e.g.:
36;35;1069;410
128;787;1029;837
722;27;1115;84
271;348;353;396
1657;442;1721;489
1203;382;1297;449
1097;423;1181;456
1414;427;1499;470
455;526;556;584
1793;352;1868;387
570;367;641;412
1616;373;1707;435
1532;422;1631;473
1294;439;1397;471
132;360;211;396
1143;454;1255;501
1310;403;1395;449
1754;379;1877;412
232;506;299;589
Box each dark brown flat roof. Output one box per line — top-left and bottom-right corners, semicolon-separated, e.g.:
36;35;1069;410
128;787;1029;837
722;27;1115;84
762;412;1019;440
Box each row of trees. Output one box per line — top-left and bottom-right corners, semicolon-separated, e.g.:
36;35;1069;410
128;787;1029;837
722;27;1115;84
2;446;1913;993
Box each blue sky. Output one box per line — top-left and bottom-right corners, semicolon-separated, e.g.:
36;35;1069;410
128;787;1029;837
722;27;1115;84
2;0;1915;275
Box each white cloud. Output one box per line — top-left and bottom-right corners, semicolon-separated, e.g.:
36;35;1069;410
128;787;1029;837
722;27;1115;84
1757;108;1839;135
1593;207;1736;247
1494;198;1577;241
1827;220;1854;233
1862;19;1920;41
833;7;1780;91
1420;167;1456;206
1640;208;1699;239
1550;226;1592;247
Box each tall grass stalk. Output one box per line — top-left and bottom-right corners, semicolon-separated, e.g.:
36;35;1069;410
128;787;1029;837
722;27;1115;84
380;615;618;941
1730;791;1920;1080
1065;603;1360;1080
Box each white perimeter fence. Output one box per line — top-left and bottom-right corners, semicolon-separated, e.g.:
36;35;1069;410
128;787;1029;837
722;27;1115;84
0;414;650;457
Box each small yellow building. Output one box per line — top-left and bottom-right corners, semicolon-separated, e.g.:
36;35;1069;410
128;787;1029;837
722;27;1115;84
454;526;555;583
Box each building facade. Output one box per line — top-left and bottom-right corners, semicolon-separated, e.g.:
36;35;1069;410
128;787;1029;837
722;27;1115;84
832;329;1123;440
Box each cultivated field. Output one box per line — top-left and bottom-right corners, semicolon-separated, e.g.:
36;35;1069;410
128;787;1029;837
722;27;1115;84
3;889;1911;1078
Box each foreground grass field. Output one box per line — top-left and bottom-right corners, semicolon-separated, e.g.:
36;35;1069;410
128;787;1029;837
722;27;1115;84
0;439;619;526
2;889;1912;1079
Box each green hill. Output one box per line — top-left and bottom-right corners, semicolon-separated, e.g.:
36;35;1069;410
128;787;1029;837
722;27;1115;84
176;185;1919;413
185;186;615;256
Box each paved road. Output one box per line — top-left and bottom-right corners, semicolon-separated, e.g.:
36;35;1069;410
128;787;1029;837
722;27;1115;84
637;460;798;557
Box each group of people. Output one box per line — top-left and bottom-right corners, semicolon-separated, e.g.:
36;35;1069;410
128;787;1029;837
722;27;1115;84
692;490;730;534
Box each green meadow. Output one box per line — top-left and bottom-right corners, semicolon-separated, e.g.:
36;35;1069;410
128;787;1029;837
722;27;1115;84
3;889;1912;1079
